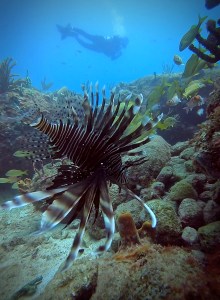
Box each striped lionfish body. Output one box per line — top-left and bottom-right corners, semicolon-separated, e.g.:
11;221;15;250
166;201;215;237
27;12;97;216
1;85;162;270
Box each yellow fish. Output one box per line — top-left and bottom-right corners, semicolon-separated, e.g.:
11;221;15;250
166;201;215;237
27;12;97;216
182;54;208;78
5;169;28;177
13;150;32;158
179;15;207;51
183;80;205;98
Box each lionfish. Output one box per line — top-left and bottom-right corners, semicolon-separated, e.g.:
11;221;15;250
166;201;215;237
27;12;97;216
1;85;162;270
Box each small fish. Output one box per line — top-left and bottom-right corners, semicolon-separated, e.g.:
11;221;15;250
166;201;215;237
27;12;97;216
0;178;11;183
166;94;181;106
183;95;205;113
5;169;28;177
0;177;20;184
11;182;19;189
173;55;184;65
183;80;205;98
179;15;207;51
13;150;32;158
182;54;208;79
151;104;161;112
157;115;179;130
197;108;205;116
8;176;20;183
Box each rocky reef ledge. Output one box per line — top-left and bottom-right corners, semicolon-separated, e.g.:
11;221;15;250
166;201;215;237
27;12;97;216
0;134;220;300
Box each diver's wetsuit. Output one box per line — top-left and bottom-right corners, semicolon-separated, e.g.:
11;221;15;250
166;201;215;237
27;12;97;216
71;27;128;60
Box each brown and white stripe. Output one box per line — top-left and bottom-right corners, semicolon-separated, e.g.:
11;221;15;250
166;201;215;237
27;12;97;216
2;86;162;270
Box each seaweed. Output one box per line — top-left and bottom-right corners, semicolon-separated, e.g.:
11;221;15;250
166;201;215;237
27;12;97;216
0;57;17;94
41;76;53;91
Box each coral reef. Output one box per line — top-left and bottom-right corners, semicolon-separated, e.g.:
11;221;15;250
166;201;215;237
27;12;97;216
33;243;219;300
193;87;220;178
1;72;220;299
0;86;85;178
17;178;32;194
189;19;220;63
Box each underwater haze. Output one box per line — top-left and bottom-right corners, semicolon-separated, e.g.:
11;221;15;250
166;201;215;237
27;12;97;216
1;0;220;299
0;0;219;91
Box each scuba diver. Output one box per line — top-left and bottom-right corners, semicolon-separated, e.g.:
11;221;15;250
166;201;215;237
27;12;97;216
57;24;129;60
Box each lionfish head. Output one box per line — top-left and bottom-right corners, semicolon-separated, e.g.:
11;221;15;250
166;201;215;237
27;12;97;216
1;84;162;270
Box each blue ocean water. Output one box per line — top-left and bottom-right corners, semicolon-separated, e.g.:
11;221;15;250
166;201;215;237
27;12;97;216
0;0;219;92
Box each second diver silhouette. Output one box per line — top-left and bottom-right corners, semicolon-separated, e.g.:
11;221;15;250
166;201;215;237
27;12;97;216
57;24;129;60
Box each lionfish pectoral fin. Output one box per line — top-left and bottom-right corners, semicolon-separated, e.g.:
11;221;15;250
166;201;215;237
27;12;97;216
36;182;92;233
62;183;97;271
61;218;86;271
0;187;68;211
95;178;115;254
125;188;157;228
94;211;115;255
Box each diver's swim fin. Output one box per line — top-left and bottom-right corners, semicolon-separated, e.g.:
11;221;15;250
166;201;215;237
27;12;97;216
56;24;74;39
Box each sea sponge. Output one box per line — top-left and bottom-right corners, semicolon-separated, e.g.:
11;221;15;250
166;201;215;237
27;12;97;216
117;212;141;248
17;178;32;194
138;220;156;240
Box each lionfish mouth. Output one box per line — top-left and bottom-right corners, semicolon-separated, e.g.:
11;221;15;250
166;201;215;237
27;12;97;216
1;84;162;270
